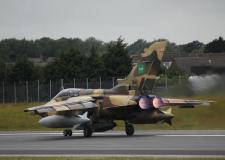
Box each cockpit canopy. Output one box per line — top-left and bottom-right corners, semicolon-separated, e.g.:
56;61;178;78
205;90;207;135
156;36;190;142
53;88;81;101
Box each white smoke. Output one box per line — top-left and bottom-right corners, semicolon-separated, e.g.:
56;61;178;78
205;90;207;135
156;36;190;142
188;74;223;93
155;74;225;97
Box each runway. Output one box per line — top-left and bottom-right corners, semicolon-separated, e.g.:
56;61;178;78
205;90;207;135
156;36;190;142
0;130;225;157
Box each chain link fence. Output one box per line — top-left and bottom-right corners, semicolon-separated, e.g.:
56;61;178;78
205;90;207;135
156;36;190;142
0;76;191;103
0;77;117;103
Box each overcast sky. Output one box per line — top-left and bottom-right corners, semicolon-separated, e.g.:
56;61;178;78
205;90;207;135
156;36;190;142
0;0;225;44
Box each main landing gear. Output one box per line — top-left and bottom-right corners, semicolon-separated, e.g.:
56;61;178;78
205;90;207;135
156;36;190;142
62;122;133;137
83;124;93;137
63;124;93;138
63;129;72;136
125;122;134;136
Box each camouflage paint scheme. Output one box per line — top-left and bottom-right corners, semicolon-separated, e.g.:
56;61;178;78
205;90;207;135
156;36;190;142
24;41;210;137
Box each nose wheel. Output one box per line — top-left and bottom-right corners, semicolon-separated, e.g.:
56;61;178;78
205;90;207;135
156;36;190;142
125;122;134;136
63;129;72;136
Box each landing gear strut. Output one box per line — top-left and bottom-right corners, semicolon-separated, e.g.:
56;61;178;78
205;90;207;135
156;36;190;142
125;122;134;136
83;124;93;137
63;129;72;136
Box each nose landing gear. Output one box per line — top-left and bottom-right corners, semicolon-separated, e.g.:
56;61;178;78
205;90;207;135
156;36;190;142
63;129;72;136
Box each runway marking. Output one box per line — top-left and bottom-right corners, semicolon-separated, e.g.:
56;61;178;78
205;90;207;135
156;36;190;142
157;134;225;137
0;154;225;158
0;149;225;157
0;132;225;137
0;132;122;136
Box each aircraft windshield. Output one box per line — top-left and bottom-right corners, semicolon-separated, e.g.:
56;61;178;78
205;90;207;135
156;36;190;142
53;88;81;101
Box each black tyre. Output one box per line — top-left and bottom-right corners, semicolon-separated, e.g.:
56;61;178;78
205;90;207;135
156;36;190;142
83;125;93;137
63;130;67;137
63;129;72;137
68;130;72;136
125;124;134;136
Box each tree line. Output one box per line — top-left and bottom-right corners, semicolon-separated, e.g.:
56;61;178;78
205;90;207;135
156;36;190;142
128;36;225;55
0;38;131;82
0;36;224;82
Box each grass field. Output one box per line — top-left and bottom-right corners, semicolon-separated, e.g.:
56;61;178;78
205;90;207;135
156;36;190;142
0;157;225;160
0;96;225;131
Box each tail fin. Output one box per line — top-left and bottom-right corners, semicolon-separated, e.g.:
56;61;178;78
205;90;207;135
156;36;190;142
117;41;167;95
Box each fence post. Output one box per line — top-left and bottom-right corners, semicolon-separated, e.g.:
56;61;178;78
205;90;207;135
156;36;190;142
165;74;168;89
99;77;102;89
26;81;29;103
73;78;76;88
86;78;89;89
112;77;115;87
49;80;52;100
14;81;17;104
2;81;4;104
37;80;40;102
179;75;181;85
61;79;64;90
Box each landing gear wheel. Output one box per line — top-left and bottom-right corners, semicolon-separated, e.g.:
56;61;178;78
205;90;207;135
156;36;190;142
63;129;72;136
125;123;134;136
83;124;93;137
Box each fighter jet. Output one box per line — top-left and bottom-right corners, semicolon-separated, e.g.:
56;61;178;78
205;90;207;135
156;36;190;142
24;41;210;137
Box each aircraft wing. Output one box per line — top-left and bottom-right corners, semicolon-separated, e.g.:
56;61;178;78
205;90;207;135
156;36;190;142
24;96;97;116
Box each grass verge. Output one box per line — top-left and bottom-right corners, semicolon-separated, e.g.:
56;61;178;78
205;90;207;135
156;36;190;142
0;157;225;160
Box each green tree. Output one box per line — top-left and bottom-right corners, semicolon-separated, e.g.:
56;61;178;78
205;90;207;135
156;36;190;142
127;39;149;55
179;40;204;55
86;46;105;78
204;36;225;53
44;49;87;81
102;37;132;78
0;60;6;81
9;56;36;82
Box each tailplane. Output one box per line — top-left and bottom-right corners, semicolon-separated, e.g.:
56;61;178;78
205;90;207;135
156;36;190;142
162;107;173;115
162;108;173;126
